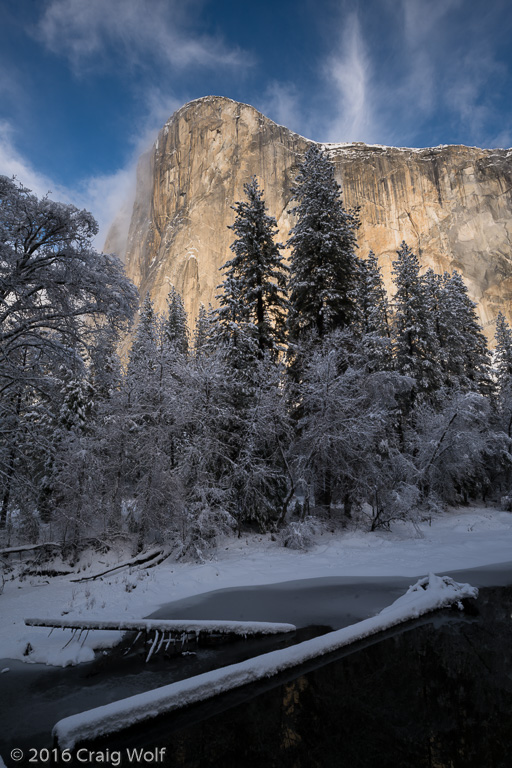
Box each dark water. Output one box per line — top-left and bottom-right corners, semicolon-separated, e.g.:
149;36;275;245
1;567;512;767
76;586;512;768
147;575;414;628
0;626;325;761
0;575;411;763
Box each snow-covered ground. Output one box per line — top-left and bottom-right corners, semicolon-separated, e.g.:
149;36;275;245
1;506;511;668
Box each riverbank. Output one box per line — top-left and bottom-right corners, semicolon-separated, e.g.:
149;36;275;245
1;505;512;666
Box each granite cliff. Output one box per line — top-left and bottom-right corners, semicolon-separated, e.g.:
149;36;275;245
106;95;512;338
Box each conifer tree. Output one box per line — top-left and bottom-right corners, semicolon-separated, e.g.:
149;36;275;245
59;371;94;433
287;145;359;341
494;312;512;438
391;241;441;400
127;292;158;380
440;271;492;396
217;177;288;358
356;251;390;336
495;312;512;394
89;325;122;403
354;251;392;370
163;286;189;356
126;306;185;548
193;303;212;355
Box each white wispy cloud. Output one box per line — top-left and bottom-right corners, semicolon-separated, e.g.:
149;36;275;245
0;120;69;200
321;12;374;143
395;0;509;147
36;0;250;74
21;0;252;250
310;0;510;148
0;118;134;250
25;0;250;252
0;88;182;255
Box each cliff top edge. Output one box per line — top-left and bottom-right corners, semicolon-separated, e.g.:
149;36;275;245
160;95;511;156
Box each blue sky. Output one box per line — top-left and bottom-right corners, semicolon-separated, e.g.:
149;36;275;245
1;0;511;244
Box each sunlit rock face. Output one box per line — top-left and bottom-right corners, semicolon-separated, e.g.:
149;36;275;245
106;95;512;339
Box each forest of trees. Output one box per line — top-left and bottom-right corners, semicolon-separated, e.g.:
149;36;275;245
2;147;512;559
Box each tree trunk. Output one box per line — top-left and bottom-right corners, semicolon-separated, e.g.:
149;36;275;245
0;448;16;528
1;386;23;528
316;469;332;515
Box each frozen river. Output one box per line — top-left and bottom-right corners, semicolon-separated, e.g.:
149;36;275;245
1;564;512;765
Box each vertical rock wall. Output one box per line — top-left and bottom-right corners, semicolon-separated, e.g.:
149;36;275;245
106;96;512;339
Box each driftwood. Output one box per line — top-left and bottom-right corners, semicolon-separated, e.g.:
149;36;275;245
70;549;170;582
0;542;61;556
24;617;297;662
24;617;296;635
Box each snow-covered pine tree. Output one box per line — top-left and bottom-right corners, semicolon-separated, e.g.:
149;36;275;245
439;271;492;396
194;303;208;354
354;250;392;370
59;369;94;434
287;145;359;342
193;303;218;356
391;242;441;402
494;312;512;432
355;251;390;336
47;364;97;543
495;312;512;394
123;292;175;548
89;325;122;403
127;292;158;379
83;326;126;534
163;286;189;356
217;177;288;359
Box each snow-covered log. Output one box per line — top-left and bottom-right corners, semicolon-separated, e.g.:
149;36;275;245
69;549;168;582
24;617;297;636
0;542;61;556
54;574;477;750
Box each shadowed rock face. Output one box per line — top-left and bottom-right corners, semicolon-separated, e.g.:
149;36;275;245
106;95;512;339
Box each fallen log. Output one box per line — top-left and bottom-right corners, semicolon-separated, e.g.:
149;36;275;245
53;574;478;750
69;549;169;582
24;617;297;636
0;542;61;556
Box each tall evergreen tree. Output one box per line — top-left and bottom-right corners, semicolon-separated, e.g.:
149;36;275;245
354;251;392;370
127;292;158;380
193;303;217;356
495;312;512;394
355;251;390;337
440;271;492;396
163;286;189;356
494;312;512;439
287;145;359;341
123;293;163;546
217;177;288;358
89;325;122;403
391;242;441;401
59;369;94;434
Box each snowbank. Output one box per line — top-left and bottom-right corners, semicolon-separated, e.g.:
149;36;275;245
2;506;510;667
54;573;477;750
